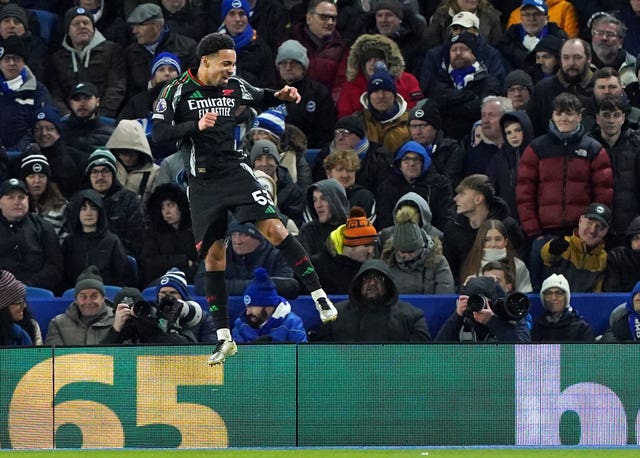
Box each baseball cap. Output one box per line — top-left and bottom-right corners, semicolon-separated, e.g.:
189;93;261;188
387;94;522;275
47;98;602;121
582;203;611;228
521;0;548;14
69;81;98;99
0;178;28;196
449;11;480;30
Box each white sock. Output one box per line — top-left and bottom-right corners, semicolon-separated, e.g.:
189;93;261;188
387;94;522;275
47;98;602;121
217;328;232;342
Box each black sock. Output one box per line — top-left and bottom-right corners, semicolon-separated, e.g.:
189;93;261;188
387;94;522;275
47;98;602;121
204;270;229;330
276;234;322;293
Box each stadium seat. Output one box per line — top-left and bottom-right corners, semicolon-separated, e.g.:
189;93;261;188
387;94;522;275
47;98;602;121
25;286;55;299
305;148;321;166
31;9;58;44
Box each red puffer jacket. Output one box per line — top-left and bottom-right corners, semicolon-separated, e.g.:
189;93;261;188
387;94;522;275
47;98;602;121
516;128;613;237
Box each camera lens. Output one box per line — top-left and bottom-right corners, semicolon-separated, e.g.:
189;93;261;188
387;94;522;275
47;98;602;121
467;294;487;312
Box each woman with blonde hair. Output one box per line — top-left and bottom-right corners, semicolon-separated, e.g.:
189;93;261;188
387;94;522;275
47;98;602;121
460;219;532;292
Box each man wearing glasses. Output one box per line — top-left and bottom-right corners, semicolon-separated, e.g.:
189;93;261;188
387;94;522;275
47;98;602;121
314;259;430;342
589;12;637;88
84;147;144;258
288;0;348;99
498;0;568;75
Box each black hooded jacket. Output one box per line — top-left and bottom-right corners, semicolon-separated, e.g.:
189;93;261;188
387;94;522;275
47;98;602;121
141;183;198;285
486;111;535;221
315;259;430;342
61;189;129;292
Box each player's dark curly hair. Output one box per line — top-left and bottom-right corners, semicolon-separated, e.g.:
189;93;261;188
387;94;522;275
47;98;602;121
197;33;235;59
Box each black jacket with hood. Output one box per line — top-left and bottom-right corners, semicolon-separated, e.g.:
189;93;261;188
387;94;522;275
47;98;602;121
141;183;198;285
315;259;431;342
486;111;535;221
61;189;129;292
298;178;350;256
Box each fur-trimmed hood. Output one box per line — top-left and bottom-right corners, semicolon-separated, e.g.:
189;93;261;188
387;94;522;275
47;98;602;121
346;33;405;82
380;233;444;270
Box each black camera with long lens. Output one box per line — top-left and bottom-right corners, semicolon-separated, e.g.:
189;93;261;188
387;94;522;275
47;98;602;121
467;292;530;321
156;295;203;328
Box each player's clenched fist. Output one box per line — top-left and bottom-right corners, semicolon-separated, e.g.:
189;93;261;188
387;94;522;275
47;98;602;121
198;111;218;131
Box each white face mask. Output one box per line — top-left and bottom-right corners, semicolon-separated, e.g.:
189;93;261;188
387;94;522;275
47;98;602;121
483;248;507;262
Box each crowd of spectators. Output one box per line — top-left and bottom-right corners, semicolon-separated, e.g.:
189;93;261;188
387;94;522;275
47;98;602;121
2;0;640;345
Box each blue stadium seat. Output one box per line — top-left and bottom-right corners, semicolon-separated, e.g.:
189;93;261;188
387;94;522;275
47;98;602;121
305;148;321;166
31;9;58;44
29;293;626;343
25;286;55;299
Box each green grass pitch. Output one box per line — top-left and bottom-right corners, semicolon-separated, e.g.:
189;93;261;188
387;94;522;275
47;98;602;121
3;449;640;458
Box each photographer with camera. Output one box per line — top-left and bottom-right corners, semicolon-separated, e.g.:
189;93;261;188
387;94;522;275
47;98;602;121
100;284;204;344
155;268;216;342
435;276;531;342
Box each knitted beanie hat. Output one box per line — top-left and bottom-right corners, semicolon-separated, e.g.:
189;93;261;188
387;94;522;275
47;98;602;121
156;268;190;300
75;265;105;296
408;99;442;131
0;35;29;60
228;222;261;239
392;206;425;252
504;69;534;93
243;267;281;307
335;115;365;139
85;147;117;176
0;270;26;311
250;139;281;165
276;39;309;70
150;52;181;77
374;0;403;19
251;105;287;139
0;4;28;28
368;68;397;95
343;207;377;246
540;273;571;308
221;0;251;19
21;154;51;179
64;6;94;33
449;31;479;57
34;105;62;132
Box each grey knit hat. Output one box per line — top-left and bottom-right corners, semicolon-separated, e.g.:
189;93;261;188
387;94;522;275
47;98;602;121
250;139;281;165
75;265;105;296
393;221;424;252
0;270;26;311
276;40;309;70
504;69;533;94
